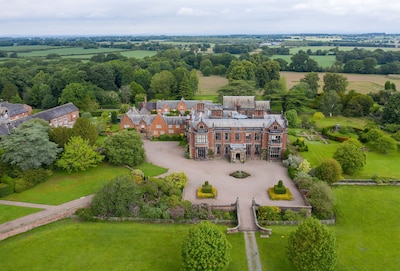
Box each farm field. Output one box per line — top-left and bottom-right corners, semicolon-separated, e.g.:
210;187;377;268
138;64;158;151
0;221;247;271
1;46;157;59
281;71;400;93
258;186;400;271
273;54;336;68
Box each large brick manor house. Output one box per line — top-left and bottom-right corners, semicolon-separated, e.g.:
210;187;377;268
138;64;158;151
120;96;288;161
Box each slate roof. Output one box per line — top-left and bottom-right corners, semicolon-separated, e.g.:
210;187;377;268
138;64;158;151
0;102;30;117
31;103;78;122
223;96;256;109
191;114;287;129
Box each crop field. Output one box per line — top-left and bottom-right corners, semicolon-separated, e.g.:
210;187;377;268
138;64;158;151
1;46;157;59
281;71;400;93
197;72;228;95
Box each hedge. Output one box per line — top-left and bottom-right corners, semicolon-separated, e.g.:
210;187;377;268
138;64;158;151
197;187;217;199
268;187;293;200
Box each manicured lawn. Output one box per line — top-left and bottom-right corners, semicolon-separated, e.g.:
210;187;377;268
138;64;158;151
134;162;168;177
297;140;340;167
333;186;400;270
0;205;43;224
257;186;400;270
0;221;247;271
2;163;130;205
314;115;368;130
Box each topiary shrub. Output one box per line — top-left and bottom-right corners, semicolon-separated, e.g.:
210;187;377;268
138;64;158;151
268;187;293;200
274;180;287;194
197;181;217;199
201;181;212;193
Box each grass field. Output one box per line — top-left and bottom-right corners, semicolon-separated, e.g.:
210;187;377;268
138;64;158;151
197;72;228;95
0;205;43;224
2;163;130;205
0;221;247;271
258;186;400;271
2;46;157;59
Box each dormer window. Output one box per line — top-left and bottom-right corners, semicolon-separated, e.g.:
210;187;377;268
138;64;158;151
274;125;278;130
199;125;204;129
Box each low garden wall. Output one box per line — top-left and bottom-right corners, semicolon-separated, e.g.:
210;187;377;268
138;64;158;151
335;180;400;186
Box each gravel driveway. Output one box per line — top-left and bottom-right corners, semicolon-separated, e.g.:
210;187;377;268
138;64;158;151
144;141;306;211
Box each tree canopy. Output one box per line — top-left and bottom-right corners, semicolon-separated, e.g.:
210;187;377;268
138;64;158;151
103;130;145;167
333;139;366;174
56;136;104;172
287;218;337;271
181;221;232;271
0;120;61;171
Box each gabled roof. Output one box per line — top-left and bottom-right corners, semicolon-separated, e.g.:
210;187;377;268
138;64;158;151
32;103;78;121
223;96;256;109
0;102;30;117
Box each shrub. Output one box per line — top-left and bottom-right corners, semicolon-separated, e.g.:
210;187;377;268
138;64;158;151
17;168;52;185
314;158;342;185
0;183;13;197
201;181;212;193
283;209;306;221
274;180;287;194
181;221;232;271
197;186;217;199
287;166;298;179
294;172;314;189
75;207;97;222
257;206;282;221
307;182;335;219
268;187;293;200
1;175;15;192
14;178;34;193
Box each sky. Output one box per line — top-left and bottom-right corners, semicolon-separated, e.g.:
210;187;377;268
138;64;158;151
1;0;400;36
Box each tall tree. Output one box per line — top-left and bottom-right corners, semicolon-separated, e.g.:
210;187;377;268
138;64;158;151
56;136;103;172
323;73;348;94
287;218;337;271
255;60;280;88
72;117;98;146
319;90;343;117
181;221;231;271
300;72;320;98
149;70;177;99
382;92;400;124
59;82;98;111
103;130;145;167
0;121;61;171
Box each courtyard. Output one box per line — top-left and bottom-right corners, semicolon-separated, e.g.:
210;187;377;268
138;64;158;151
144;140;307;230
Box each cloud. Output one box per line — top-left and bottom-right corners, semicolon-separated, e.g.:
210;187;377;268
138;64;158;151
0;0;399;36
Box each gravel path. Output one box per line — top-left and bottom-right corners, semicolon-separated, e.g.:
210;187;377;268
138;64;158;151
244;232;262;271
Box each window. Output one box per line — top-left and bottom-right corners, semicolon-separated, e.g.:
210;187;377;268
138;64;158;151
199;125;204;129
246;144;252;156
195;134;207;144
154;131;158;135
215;133;221;140
160;131;165;135
269;147;281;159
235;133;241;141
156;124;162;129
245;133;252;140
168;125;173;128
169;130;174;134
270;135;281;143
216;144;221;155
176;124;180;128
224;145;230;156
255;144;261;155
274;125;278;130
224;133;230;140
141;125;145;129
255;133;261;141
124;125;130;129
197;147;206;159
